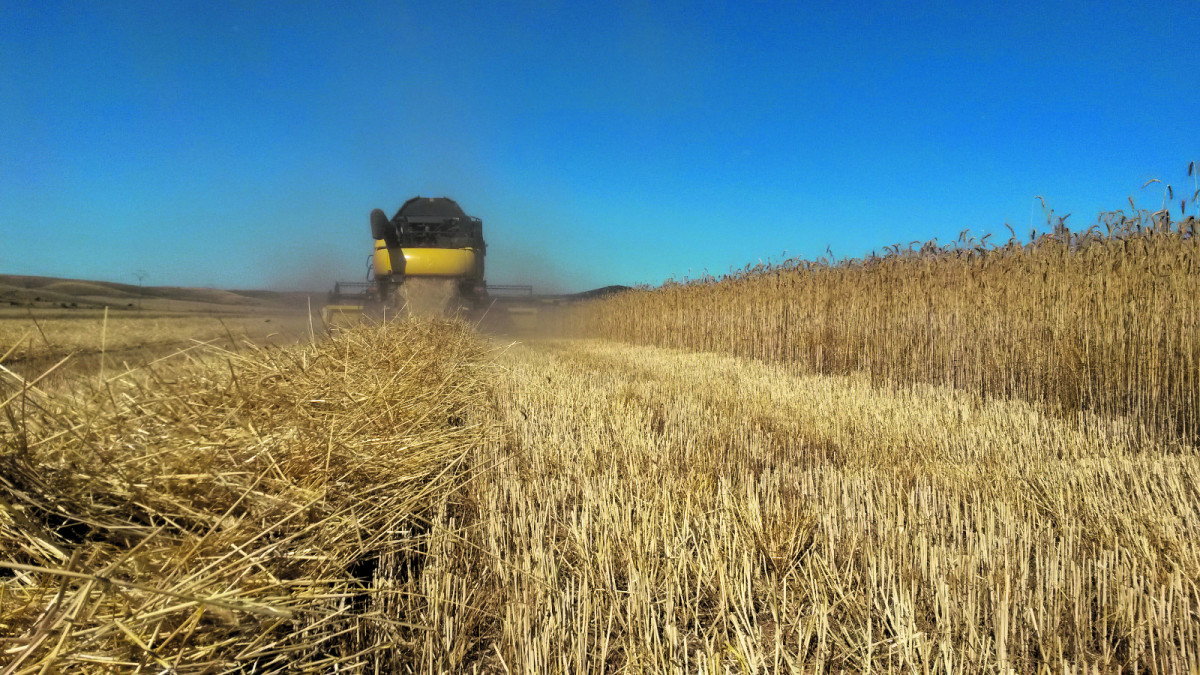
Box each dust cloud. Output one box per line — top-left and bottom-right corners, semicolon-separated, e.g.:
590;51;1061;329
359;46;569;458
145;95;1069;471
263;248;358;293
400;278;461;318
489;245;578;295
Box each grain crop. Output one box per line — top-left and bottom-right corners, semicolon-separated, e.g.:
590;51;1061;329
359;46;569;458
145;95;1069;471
562;209;1200;445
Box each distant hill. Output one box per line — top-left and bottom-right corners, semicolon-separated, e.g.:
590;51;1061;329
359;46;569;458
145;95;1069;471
1;274;631;314
567;285;632;301
0;275;310;313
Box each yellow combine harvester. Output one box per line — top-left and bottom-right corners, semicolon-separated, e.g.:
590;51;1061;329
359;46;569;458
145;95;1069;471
324;196;499;325
369;196;487;304
323;196;619;330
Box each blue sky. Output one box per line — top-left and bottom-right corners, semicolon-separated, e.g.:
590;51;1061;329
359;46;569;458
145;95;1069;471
2;1;1197;292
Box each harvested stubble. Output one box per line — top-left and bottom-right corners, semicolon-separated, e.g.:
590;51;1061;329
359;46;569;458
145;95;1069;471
468;340;1200;672
561;212;1200;445
0;314;299;365
1;320;489;672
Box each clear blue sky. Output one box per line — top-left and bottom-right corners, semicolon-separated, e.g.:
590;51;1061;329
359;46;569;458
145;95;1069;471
2;1;1197;292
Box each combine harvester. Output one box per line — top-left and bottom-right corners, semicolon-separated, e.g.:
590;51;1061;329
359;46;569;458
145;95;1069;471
323;196;564;331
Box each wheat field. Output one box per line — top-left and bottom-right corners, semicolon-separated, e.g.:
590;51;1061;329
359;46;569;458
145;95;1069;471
460;338;1199;672
561;212;1200;447
3;209;1199;672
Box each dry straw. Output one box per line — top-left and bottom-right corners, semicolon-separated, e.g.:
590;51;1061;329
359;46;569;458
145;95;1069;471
471;339;1200;671
1;320;489;672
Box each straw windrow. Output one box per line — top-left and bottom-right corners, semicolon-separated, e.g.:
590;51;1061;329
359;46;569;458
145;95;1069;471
1;319;490;671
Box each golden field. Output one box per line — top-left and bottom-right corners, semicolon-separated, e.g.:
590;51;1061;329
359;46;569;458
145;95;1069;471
562;215;1200;446
0;276;314;382
470;339;1198;671
2;321;490;671
0;313;306;364
2;211;1199;672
